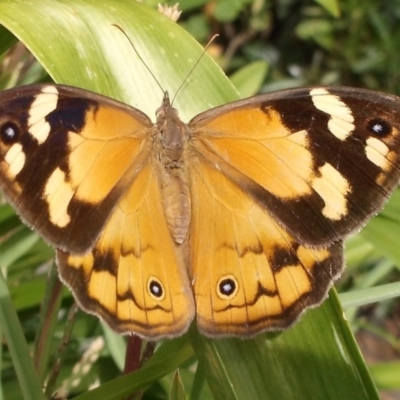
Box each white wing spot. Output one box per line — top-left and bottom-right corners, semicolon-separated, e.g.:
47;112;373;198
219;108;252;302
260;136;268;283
310;88;355;140
4;143;26;177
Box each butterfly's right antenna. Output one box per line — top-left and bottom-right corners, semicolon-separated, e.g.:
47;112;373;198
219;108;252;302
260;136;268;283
171;34;219;105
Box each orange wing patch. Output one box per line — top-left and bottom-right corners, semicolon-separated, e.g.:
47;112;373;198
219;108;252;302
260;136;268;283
193;107;314;200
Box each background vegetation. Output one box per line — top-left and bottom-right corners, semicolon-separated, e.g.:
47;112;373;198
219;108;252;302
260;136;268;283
0;0;400;399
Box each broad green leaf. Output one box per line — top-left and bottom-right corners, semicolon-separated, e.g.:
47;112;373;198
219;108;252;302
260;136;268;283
190;291;378;400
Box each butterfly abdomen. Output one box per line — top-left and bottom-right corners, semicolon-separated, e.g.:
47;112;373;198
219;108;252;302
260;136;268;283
158;165;191;244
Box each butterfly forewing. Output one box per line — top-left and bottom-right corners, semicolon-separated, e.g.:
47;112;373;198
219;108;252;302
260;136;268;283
0;85;152;253
190;87;400;247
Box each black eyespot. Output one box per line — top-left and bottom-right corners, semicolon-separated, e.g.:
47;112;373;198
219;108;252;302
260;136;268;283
149;280;163;297
367;118;391;137
1;122;20;144
148;277;164;300
217;275;238;299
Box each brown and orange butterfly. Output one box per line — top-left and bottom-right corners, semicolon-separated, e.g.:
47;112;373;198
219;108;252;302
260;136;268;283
0;84;399;340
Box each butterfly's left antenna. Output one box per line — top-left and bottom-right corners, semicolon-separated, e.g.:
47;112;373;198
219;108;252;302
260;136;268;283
112;24;165;95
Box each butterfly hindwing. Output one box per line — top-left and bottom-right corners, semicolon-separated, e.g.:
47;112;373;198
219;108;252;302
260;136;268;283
57;161;194;339
190;87;400;247
0;84;152;253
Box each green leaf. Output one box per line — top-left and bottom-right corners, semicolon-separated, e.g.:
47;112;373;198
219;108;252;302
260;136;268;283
230;60;269;97
73;337;193;400
213;0;248;22
361;190;400;266
0;24;16;54
0;270;45;400
189;292;379;400
369;362;400;390
296;18;334;50
102;323;127;372
340;281;400;309
314;0;341;17
170;370;187;400
0;228;40;269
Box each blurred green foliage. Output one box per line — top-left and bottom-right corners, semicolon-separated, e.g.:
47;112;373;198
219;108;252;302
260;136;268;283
174;0;400;93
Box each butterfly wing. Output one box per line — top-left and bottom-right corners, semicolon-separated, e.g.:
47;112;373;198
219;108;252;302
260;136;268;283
190;87;400;246
0;84;194;339
57;161;194;340
189;159;342;336
0;84;152;253
188;86;400;336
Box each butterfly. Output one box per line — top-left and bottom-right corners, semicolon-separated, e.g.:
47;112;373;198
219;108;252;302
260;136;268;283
0;83;399;340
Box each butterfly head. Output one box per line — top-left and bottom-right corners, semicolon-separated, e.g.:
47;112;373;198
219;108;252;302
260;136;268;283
155;91;175;119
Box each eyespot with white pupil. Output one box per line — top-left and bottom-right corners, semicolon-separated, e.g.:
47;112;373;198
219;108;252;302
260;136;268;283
217;275;238;299
1;122;19;144
368;118;391;137
147;276;165;301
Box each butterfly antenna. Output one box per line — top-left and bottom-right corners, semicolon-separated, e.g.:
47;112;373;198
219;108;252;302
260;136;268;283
112;24;165;95
171;34;219;105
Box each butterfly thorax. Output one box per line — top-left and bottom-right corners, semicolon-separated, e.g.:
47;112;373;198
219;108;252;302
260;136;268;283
154;92;191;245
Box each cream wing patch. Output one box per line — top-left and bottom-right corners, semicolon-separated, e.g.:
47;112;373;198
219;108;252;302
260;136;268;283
312;163;350;220
43;167;74;227
310;88;355;140
4;143;26;177
365;137;390;170
28;86;59;144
